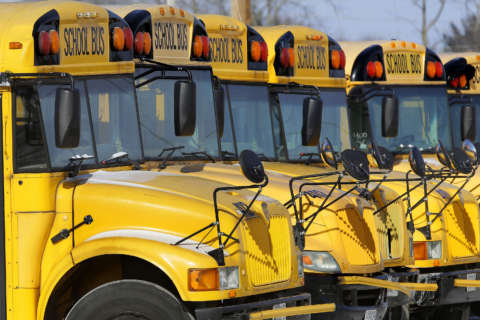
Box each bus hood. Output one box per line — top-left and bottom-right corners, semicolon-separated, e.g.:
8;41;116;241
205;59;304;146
159;163;383;274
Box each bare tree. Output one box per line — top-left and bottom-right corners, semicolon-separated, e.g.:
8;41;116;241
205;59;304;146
411;0;446;47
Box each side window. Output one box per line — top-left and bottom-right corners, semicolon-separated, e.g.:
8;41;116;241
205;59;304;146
14;87;48;170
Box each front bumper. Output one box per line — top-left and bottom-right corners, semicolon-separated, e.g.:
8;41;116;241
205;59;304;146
413;268;480;307
383;271;438;308
195;293;335;320
305;274;410;320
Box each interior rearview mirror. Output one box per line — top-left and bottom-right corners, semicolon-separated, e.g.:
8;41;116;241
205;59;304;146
214;86;225;138
302;97;323;146
239;150;266;184
409;146;426;177
461;105;475;141
174;80;196;136
320;138;338;169
381;96;399;137
55;88;80;148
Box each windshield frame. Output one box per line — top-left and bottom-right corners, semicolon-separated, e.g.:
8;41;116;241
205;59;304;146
12;73;144;173
135;64;222;162
348;83;453;154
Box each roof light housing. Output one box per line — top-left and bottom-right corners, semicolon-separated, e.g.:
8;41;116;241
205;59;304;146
444;57;475;90
273;31;294;76
124;9;153;59
247;26;267;71
350;44;386;81
108;10;134;62
33;9;60;65
423;48;445;82
191;18;210;61
328;36;345;78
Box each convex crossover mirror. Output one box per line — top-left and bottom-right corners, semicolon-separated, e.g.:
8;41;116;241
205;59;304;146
320;138;337;169
368;142;394;170
174;80;196;136
55;88;80;148
463;139;478;164
381;96;399;138
302;97;323;146
239;150;266;184
409;146;426;177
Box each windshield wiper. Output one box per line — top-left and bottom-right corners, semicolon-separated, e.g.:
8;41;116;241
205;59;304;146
65;154;95;177
221;150;236;160
101;151;140;169
182;151;216;163
157;146;185;169
256;153;272;161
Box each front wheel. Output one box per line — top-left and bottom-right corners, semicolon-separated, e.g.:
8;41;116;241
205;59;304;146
66;279;191;320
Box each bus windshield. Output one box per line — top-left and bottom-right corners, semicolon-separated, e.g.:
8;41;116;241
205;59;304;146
449;95;480;148
274;88;350;161
14;76;142;171
222;84;281;160
136;68;219;159
350;85;452;153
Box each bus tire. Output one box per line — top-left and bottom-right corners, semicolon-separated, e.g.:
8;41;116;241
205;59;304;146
65;279;190;320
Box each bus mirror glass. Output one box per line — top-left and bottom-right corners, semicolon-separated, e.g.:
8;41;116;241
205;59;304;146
409;146;425;177
239;150;266;184
302;97;322;146
174;80;196;136
435;140;452;168
381;96;399;137
462;139;478;164
214;86;225;138
461;105;475;141
321;138;338;169
55;88;80;148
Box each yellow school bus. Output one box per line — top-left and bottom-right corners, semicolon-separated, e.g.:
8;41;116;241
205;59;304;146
112;8;411;320
440;53;480;163
109;5;341;320
343;40;480;318
196;16;418;320
0;1;333;320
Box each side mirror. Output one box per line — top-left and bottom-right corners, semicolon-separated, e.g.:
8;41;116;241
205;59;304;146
463;139;478;164
409;146;425;177
381;96;399;137
302;97;323;146
214;86;225;138
55;88;80;148
239;150;266;184
461;105;475;141
435;141;452;168
320;138;338;169
174;80;196;136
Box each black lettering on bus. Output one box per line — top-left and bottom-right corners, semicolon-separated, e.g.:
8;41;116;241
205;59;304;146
64;29;69;56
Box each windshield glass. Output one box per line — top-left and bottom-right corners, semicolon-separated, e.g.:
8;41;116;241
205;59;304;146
136;68;218;159
450;95;480;148
275;88;350;160
222;84;279;159
14;76;141;171
350;85;451;153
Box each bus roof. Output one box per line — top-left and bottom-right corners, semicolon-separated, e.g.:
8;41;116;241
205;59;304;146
257;25;345;88
0;1;133;76
198;14;269;82
440;52;480;94
109;5;210;67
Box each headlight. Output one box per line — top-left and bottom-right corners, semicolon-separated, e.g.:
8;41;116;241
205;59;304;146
297;254;304;278
414;241;442;260
302;251;340;273
219;266;239;290
427;241;442;259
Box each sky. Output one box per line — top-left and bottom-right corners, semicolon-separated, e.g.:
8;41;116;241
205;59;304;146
0;0;469;52
316;0;467;52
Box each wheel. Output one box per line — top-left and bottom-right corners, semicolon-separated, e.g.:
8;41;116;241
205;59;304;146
66;279;191;320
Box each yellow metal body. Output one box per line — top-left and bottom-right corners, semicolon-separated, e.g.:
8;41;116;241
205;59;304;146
0;2;309;320
342;40;480;270
258;26;414;270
